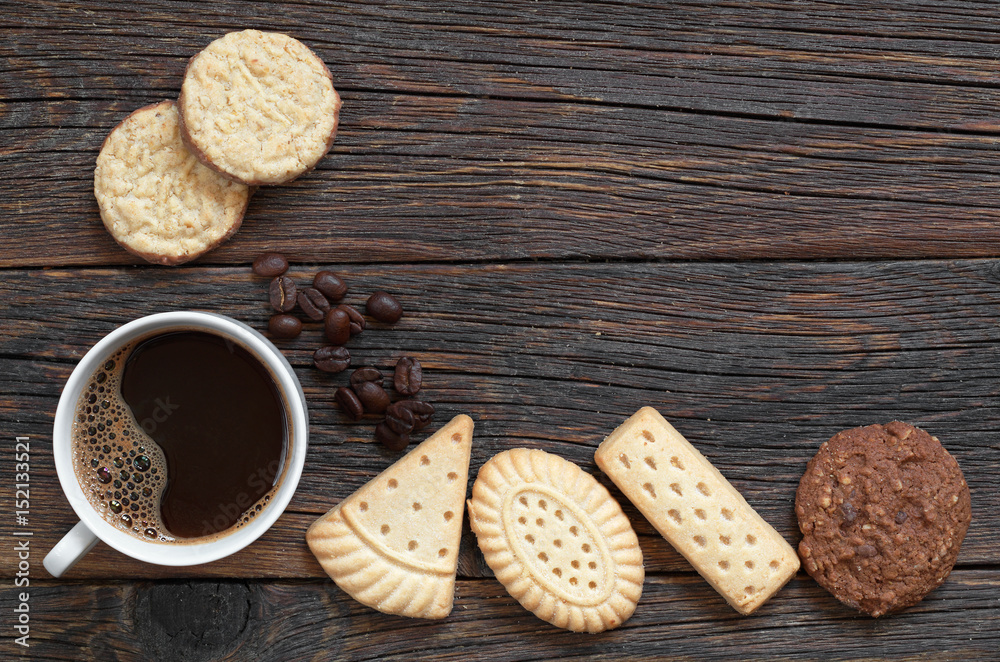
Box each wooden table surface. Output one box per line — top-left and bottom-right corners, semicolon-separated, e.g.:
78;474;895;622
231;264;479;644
3;1;1000;660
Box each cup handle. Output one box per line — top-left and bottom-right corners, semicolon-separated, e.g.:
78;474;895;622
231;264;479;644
43;521;99;578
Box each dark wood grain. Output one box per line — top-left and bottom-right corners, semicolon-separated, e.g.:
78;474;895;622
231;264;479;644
8;92;1000;266
2;572;997;661
7;2;1000;265
8;0;1000;129
4;1;1000;660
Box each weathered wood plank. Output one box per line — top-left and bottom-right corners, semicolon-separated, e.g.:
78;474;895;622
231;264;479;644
3;2;998;660
3;572;996;661
1;260;996;580
7;0;1000;129
12;94;1000;208
6;93;1000;266
7;2;1000;265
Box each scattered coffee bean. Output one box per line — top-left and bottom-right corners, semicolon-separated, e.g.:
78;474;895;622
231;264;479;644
335;387;364;421
269;276;297;312
350;367;384;389
398;400;435;431
268;314;302;339
394;356;422;396
353;381;390;414
375;421;409;452
252;253;288;277
313;346;351;373
366;290;403;323
296;294;322;321
297;287;331;321
385;401;415;436
324;308;351;345
338;304;366;336
856;544;879;558
254;263;429;437
314;271;347;302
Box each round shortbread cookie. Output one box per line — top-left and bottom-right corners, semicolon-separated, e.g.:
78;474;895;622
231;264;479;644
178;30;341;185
468;448;644;633
94;100;251;265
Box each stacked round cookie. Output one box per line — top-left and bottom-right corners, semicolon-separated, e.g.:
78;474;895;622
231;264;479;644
94;30;342;264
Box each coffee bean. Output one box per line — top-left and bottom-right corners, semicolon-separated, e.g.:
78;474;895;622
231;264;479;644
268;314;302;339
385;401;415;435
354;381;390;414
398;400;434;431
394;356;422;396
350;367;384;389
313;346;351;373
324;308;351;345
366;290;403;323
252;253;288;277
375;422;409;452
335;387;364;421
297;287;331;321
269;276;297;312
296;293;322;321
313;271;347;301
338;304;366;336
856;544;878;558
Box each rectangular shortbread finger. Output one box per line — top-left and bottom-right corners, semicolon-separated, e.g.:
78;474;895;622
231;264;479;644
595;407;799;614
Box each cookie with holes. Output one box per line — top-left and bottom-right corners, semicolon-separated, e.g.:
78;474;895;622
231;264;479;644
468;448;644;633
596;407;799;615
306;415;474;619
796;421;971;617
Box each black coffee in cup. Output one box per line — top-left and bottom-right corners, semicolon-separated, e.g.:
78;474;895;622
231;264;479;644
71;330;289;542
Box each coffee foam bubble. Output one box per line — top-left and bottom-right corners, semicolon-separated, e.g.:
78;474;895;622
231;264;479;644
71;335;277;544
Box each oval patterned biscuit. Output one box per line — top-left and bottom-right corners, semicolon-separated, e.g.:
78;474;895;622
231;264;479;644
179;30;341;185
468;448;643;633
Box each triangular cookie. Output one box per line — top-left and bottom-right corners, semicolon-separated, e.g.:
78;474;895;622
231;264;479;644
306;414;474;619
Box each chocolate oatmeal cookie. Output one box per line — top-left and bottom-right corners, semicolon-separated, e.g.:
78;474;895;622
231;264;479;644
795;422;970;617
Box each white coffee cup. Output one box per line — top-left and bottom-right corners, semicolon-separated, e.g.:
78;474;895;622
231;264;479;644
43;311;308;577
